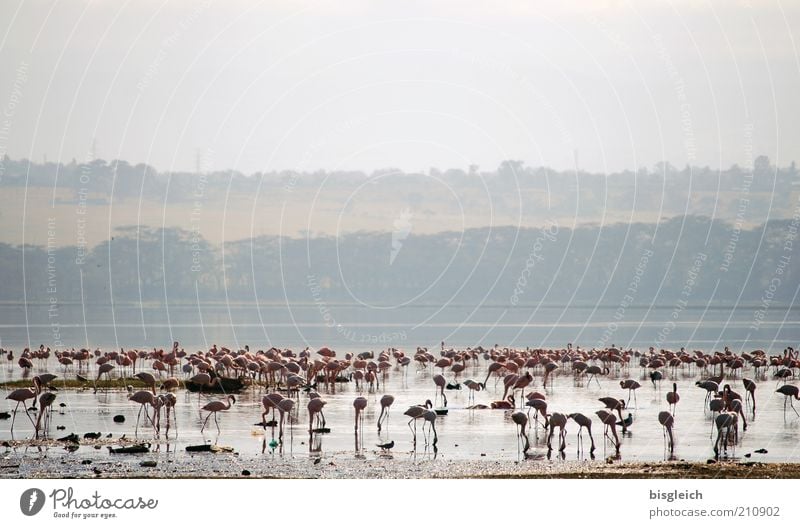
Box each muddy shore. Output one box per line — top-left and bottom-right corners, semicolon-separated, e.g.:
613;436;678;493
1;445;795;479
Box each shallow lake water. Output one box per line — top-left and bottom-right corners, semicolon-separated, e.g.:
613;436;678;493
2;357;799;468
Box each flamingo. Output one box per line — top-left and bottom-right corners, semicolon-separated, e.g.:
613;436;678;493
261;393;284;426
598;397;627;432
34;392;56;439
547;412;567;452
490;395;515;409
713;412;738;458
666;383;680;415
128;389;155;436
377;394;395;432
5;377;41;434
512;372;533;407
94;363;114;393
526;398;549;429
619;379;641;408
404;401;430;444
276;398;295;441
307;397;327;432
511;411;529;453
568;412;595;453
650;370;663;390
696;380;719;405
162;392;177;436
353;396;368;433
595;410;621;453
201;395;235;433
742;378;756;415
432;374;448;407
134;372;157;394
463;379;484;404
658;411;675;453
422;409;438;446
160;377;180;391
775;384;800;419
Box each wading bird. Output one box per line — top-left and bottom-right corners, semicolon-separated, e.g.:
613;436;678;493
658;411;675;453
377;394;394;432
201;395;235;434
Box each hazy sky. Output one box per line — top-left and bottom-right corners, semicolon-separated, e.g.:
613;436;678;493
0;0;798;175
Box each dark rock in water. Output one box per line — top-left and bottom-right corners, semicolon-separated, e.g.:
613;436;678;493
81;460;92;465
113;415;125;423
93;445;101;450
265;420;277;427
108;443;150;454
241;470;251;476
707;459;717;464
56;425;66;430
312;427;331;434
83;432;101;440
434;408;448;416
185;444;233;453
744;453;752;458
93;468;102;475
314;457;321;464
755;448;768;454
446;383;461;390
59;402;66;407
106;433;113;438
58;433;80;443
2;441;11;448
0;412;10;420
140;460;157;468
65;444;79;453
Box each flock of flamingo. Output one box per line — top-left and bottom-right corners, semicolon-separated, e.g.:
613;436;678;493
2;343;798;460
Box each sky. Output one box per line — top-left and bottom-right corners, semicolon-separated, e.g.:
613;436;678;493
0;0;798;175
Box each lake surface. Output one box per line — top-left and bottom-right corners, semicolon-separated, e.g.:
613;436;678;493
0;303;796;353
1;356;799;466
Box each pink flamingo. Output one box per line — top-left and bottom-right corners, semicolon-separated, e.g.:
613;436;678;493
377;394;394;432
526;398;549;429
595;410;621;453
134;372;157;394
491;395;515;409
5;376;41;434
128;388;156;436
658;411;675;453
432;374;448;407
547;412;567;452
353;396;368;432
742;378;756;415
568;412;595;453
261;393;284;425
713;411;738;458
307;397;327;432
404;401;430;444
619;379;641;408
201;395;235;433
422;409;438;446
463;379;484;404
277;398;295;441
598;397;627;432
511;411;530;453
34;392;56;439
666;383;680;415
93;363;114;393
775;384;799;418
